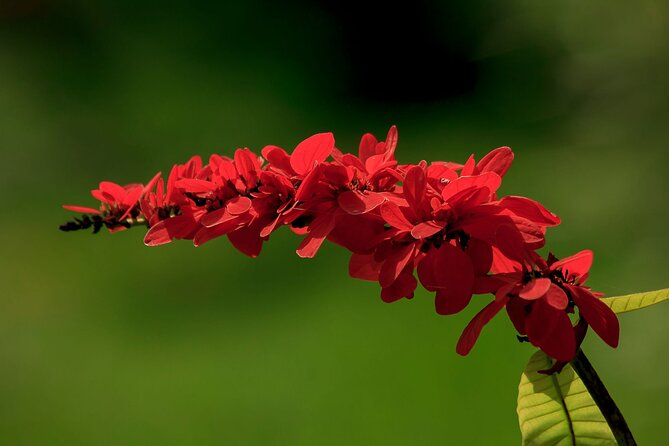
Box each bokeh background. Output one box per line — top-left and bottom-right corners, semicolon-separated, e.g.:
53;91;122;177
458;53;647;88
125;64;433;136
2;1;668;444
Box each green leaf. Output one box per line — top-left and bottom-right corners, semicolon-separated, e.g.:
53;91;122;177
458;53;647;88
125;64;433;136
518;350;616;446
601;288;669;314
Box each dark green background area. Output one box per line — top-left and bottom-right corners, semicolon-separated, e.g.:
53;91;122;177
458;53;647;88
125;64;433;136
1;1;668;444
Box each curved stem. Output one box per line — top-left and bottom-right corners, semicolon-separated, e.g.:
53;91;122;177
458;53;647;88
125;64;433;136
570;349;637;446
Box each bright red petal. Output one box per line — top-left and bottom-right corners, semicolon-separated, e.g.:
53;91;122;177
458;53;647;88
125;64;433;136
403;165;426;209
234;148;261;184
526;300;576;362
545;283;569;310
381;267;417;302
418;244;475;315
290;132;335;176
358;132;379;163
261;145;294;175
379;244;415;288
382;125;398;161
337;190;386;215
494;223;531;264
349;253;382;281
570;285;619;348
296;213;337;258
144;215;197;246
119;187;143;220
476;147;514;178
460;154;476;176
294;166;321;202
63;205;101;214
499;196;560;226
201;208;234;228
175;178;217;193
466;238;493;276
380;201;413;231
99;181;127;202
228;224;263;258
410;221;443;239
193;217;243;246
551;250;593;280
519;278;551;300
226;196;252;215
456;295;509;356
442;172;501;200
143;172;162;195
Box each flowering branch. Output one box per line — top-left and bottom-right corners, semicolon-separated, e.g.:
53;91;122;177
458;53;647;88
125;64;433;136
60;126;648;444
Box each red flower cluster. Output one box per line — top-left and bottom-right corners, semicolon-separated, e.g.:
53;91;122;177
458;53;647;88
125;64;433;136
61;127;619;362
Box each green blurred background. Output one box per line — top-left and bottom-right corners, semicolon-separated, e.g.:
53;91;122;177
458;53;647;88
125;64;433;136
1;1;668;444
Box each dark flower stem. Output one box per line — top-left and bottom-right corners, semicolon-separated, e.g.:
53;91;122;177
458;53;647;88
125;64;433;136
570;349;637;446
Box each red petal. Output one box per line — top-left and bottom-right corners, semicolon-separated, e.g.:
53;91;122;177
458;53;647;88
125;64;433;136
340;153;365;171
383;125;398;161
526;300;576;362
379;244;415;287
296;213;337;258
403;165;426;209
358;132;379;163
519;278;551;300
337;190;386;215
91;189;108;203
260;215;282;238
410;221;443;239
551;250;593;280
466;238;493;276
473;273;516;295
63;205;101;214
476;147;514;177
427;163;458;185
144;215;197;246
165;164;179;202
234;148;261;184
175;178;217;193
570;285;619;348
495;223;531;264
380;201;413;231
261;145;294;175
418;244;475;315
381;267;417;302
290;132;334;176
491;246;522;274
499;196;560;226
456;295;509;356
545;283;569;310
119;187;143;220
460;154;476;176
201;208;234;228
327;214;385;253
193;218;243;246
226;196;252;215
99;181;127;202
509;215;545;246
144;220;172;246
143;172;162;195
442;172;501;200
228;224;263;258
349;253;382;281
506;298;528;334
294;166;321;202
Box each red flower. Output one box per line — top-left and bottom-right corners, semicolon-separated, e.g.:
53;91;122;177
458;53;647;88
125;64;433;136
290;127;399;258
350;148;559;312
63;176;158;233
142;156;207;246
457;250;619;361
